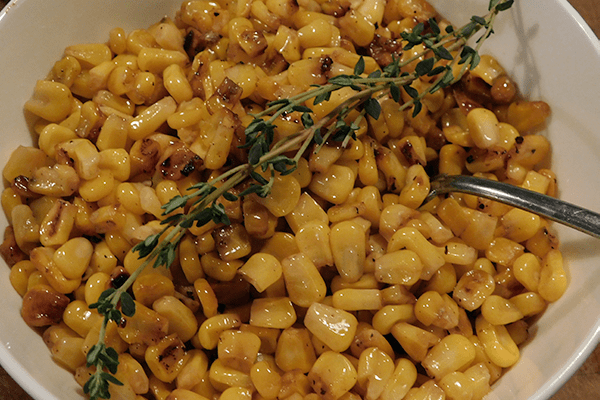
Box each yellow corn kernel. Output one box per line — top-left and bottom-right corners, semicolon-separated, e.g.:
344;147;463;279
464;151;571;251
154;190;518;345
469;336;502;385
209;358;253;392
249;297;297;329
467;108;500;149
29;164;80;198
38;124;78;159
251;174;301;217
163;64;194;103
295;220;333;267
356;347;394;400
330;219;367;283
99;149;130;182
374;250;422;285
378;357;417;400
118;300;168;346
129;96;178;140
193;278;219;319
39;199;78;247
422;334;476;380
510;292;547;317
485;237;524;268
308;164;355;204
213;223;251;261
480;295;523;326
500;208;541;243
304;302;358;352
390;322;439;362
388;227;445;280
145;334;189;383
237;253;282;293
84;272;110;306
453;270;496;311
512;253;541;292
153;295;198;342
333;288;382;311
49;334;86;372
398;165;430;209
176;349;209;390
31;246;81;294
63;299;103;337
197;313;242;350
371;305;415;336
114;353;150;395
475;315;520;368
218;330;261;373
200;252;243;282
415;291;460;330
538;249;567;302
275;327;316;373
308;351;357;400
279;253;325;307
9;260;37;297
53;237;93;280
137;47;188;74
25;80;73;122
285;192;328;234
251;360;282;399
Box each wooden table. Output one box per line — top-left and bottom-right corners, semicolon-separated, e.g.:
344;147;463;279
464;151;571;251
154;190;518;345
0;0;599;399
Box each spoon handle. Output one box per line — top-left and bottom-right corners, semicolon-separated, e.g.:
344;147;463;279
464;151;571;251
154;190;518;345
426;174;600;239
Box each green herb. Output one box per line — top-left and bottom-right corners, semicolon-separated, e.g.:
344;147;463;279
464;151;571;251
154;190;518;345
83;1;513;398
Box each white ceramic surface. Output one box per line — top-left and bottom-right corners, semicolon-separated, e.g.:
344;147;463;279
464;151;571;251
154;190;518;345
0;0;599;399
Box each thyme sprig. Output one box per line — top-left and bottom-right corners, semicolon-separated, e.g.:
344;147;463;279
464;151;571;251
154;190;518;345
83;1;513;398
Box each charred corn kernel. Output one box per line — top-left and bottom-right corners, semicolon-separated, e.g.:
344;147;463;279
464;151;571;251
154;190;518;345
329;219;367;282
241;196;278;240
25;80;73;122
538;249;567;302
512;253;541;292
193;278;219;318
38;124;78;158
197;313;242;350
309;164;355;204
200;252;243;282
295;221;334;268
218;330;261;373
209;358;253;391
84;272;110;305
176;349;209;390
38;199;78;247
9;260;37;297
476;315;520;368
251;360;282;399
390;322;439;362
372;305;415;335
280;253;326;307
304;302;358;352
500;208;541;243
350;323;395;360
213;223;251;261
29;164;80;198
415;291;460;330
453;270;495;311
387;227;445;280
357;347;394;400
308;351;357;400
53;237;93;280
510;292;547;317
163;64;194;103
146;334;189;383
285;192;328;234
422;334;476;380
129;96;178;140
481;295;523;325
153;295;198;342
333;288;382;311
275;327;316;373
63;300;102;337
250;297;297;329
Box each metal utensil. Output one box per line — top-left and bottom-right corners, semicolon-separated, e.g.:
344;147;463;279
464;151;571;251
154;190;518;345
423;174;600;239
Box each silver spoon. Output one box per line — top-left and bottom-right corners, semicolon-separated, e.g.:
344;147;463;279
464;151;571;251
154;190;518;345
422;174;600;239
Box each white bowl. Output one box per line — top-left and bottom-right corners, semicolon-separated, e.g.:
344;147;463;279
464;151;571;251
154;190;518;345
1;0;599;399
